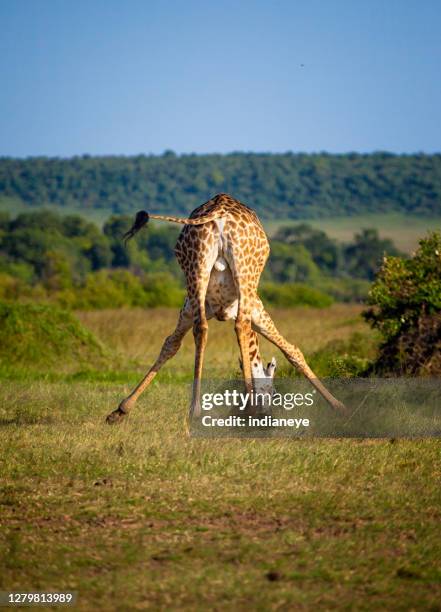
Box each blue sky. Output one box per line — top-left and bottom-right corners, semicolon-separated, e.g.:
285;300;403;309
0;0;440;156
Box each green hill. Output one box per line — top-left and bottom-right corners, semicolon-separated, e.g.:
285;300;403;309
1;152;440;219
0;302;109;373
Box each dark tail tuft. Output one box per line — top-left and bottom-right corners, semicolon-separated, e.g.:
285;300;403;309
123;210;150;245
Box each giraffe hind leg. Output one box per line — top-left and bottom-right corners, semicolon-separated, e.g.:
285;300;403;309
223;257;256;397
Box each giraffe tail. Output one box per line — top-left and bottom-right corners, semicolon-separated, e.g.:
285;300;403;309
123;211;150;244
123;209;221;244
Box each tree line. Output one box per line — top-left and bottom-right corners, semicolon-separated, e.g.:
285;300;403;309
0;210;404;308
1;151;440;218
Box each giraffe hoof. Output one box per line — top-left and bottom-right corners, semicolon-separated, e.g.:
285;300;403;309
105;406;127;424
334;401;350;417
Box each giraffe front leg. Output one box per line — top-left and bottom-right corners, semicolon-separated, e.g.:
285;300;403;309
106;302;193;424
233;288;257;415
252;301;348;416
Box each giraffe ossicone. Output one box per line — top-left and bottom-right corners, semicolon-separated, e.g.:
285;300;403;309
106;194;347;425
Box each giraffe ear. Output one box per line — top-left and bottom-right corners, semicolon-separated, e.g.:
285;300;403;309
266;357;277;377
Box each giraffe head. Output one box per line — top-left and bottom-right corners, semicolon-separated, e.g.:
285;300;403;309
239;356;277;396
252;356;277;396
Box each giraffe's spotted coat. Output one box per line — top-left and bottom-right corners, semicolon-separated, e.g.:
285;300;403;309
106;194;347;424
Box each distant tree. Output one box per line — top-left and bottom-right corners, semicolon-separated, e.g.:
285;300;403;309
0;207;410;308
138;224;179;262
2;227;55;275
41;250;73;291
103;215;133;267
265;242;320;283
0;212;10;232
344;229;403;280
11;210;64;233
274;224;342;274
86;236;113;270
1;153;440;218
62;214;98;238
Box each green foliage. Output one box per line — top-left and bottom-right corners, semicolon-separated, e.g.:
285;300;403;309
363;232;441;374
0;209;186;309
260;282;333;308
141;272;185;307
0;207;406;309
272;225;403;283
364;232;441;339
1;209;106;282
263;242;320;283
1;152;441;218
0;260;34;283
274;223;342;274
0;301;108;372
344;228;403;280
265;227;401;302
0;273;25;301
306;332;378;377
316;277;371;303
56;270;147;310
55;270;185;310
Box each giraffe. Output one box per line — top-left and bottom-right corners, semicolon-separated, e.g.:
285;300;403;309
106;193;346;424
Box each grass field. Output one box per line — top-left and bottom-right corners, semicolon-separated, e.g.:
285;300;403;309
265;213;441;253
1;306;440;610
76;304;370;378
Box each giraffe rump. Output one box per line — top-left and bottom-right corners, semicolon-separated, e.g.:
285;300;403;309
123;210;150;244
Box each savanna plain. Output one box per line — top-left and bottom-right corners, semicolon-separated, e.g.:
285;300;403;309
1;306;440;610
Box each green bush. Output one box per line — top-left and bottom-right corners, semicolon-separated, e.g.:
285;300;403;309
0;301;109;373
363;231;441;375
316;277;371;303
306;332;378;377
55;270;185;310
142;273;186;307
0;261;35;283
0;273;26;301
0;267;186;310
263;242;320;283
260;282;333;308
0;207;406;306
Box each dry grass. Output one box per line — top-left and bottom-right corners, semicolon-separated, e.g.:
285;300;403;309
77;304;367;377
265;214;441;253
